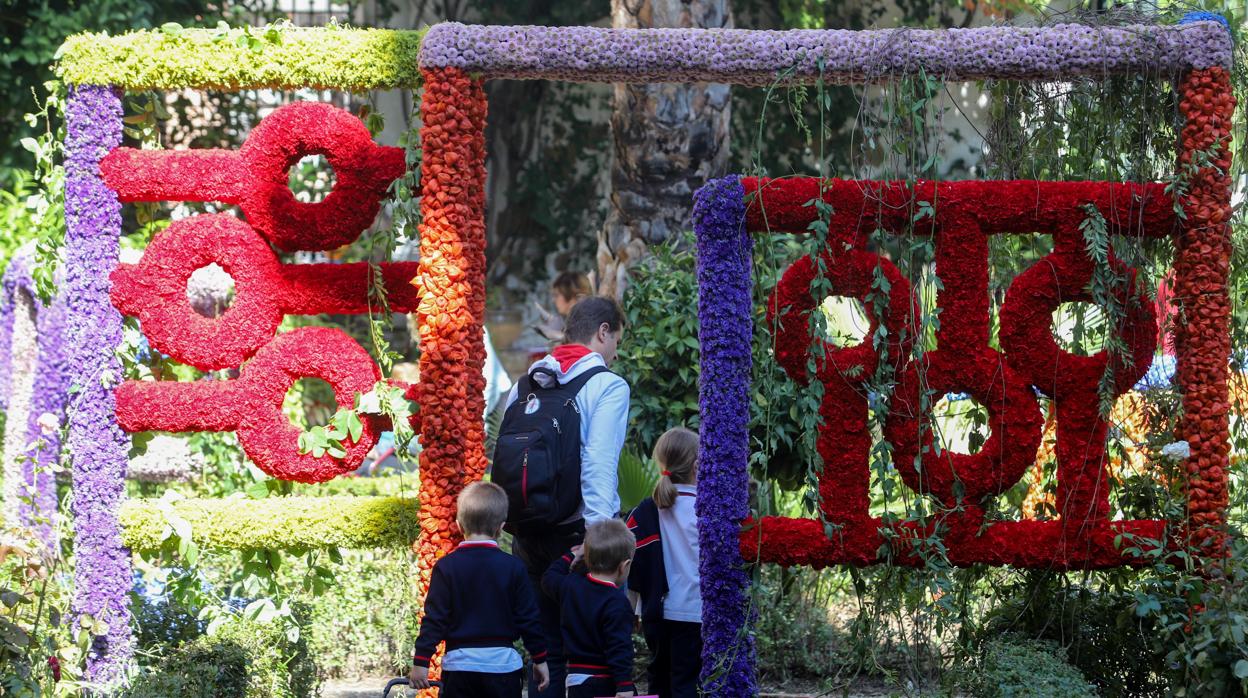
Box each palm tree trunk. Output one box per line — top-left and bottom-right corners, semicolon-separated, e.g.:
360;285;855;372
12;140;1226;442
598;0;733;299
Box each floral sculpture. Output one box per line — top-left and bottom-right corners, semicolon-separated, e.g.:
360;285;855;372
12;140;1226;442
103;102;410;482
735;177;1168;568
55;15;1234;693
0;245;67;549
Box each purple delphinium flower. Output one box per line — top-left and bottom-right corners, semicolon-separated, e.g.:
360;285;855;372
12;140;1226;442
419;21;1232;84
64;84;132;684
693;175;756;696
0;246;68;549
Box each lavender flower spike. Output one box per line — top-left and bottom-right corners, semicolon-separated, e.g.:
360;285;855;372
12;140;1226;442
694;175;756;696
1;245;68;550
64;84;132;684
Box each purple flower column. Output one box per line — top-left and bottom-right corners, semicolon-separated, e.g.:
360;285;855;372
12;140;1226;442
64;84;131;683
693;175;757;695
1;248;68;549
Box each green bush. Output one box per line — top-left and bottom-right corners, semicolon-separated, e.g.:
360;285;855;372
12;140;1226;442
972;637;1098;698
981;579;1166;696
614;232;813;489
300;549;422;679
752;565;846;681
129;615;317;698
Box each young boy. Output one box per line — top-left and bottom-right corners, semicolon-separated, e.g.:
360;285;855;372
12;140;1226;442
542;519;637;698
409;482;551;697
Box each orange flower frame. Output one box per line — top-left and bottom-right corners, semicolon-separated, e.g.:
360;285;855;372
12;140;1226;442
409;67;490;681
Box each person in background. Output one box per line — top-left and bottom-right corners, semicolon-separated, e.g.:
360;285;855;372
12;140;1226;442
626;428;702;698
542;520;637;698
535;270;594;342
409;482;550;697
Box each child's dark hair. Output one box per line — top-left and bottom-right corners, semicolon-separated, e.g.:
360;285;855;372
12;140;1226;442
563;296;625;345
551;271;592;304
653;427;698;509
583;519;635;573
457;481;509;536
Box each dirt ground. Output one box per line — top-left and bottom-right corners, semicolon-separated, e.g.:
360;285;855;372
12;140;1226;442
322;675;903;698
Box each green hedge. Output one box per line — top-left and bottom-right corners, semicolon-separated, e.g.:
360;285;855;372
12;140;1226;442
57;26;424;90
120;495;419;551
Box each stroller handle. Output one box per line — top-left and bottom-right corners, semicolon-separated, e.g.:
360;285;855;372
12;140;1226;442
382;677;442;695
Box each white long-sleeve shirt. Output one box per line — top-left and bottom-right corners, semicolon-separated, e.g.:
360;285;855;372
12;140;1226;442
505;351;630;524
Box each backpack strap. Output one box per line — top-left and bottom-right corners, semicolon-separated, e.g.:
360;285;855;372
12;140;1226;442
559;365;610;396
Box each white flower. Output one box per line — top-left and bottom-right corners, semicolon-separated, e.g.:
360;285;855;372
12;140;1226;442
1160;441;1191;460
36;413;59;435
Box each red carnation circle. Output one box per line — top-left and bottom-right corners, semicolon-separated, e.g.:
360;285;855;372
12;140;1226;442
768;248;914;385
111;214;285;371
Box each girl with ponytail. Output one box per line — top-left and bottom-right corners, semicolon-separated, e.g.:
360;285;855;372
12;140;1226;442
625;427;701;697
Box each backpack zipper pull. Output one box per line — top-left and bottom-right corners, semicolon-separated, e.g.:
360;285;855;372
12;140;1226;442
553;417;561;434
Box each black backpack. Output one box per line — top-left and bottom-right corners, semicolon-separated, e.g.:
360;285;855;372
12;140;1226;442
492;364;608;533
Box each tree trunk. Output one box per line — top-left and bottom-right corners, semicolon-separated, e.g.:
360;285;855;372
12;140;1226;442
598;0;733;299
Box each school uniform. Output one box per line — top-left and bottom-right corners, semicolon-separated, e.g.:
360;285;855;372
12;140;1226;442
627;486;702;698
412;540;547;698
542;553;636;698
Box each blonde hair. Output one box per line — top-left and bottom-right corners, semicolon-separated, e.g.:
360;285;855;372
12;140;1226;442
457;481;509;537
583;519;635;573
653;427;698;509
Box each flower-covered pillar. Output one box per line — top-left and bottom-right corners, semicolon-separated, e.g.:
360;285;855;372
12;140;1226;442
1173;13;1236;559
411;66;490;681
63;84;132;682
0;248;68;549
692;175;757;696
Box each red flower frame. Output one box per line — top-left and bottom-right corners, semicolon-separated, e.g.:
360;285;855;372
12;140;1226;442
742;177;1177;569
106;102;414;481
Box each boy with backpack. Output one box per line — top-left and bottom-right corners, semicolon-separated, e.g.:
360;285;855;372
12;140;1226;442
491;296;631;698
409;482;550;697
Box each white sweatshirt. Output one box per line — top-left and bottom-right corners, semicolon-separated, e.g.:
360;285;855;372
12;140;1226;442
505;352;630;524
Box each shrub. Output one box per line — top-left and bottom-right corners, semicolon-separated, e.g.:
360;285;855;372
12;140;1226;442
129;614;317;698
973;637;1098;698
300;549;422;679
751;565;847;681
980;581;1164;697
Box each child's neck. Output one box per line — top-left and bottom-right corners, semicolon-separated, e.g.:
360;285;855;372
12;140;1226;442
464;532;497;542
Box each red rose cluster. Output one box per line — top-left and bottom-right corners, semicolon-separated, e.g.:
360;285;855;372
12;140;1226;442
742;176;1179;569
103;102;411;482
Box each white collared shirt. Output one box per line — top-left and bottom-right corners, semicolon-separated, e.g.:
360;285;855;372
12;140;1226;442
658;485;701;622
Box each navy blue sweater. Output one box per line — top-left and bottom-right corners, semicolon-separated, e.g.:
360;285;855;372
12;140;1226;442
625;499;667;625
412;541;547;668
542;553;635;692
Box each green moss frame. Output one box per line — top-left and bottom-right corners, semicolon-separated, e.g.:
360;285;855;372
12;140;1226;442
57;26;425;91
120;495;419;551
